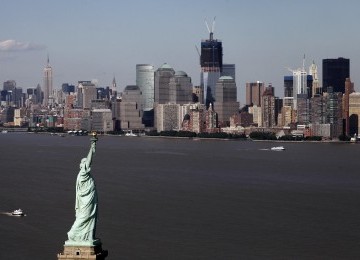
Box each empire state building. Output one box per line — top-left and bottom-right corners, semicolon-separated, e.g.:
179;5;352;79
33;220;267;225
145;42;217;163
43;55;53;106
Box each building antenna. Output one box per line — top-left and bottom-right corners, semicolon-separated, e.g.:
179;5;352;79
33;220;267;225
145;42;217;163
302;54;306;71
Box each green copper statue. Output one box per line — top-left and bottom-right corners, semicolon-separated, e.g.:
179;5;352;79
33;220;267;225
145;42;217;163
67;133;99;245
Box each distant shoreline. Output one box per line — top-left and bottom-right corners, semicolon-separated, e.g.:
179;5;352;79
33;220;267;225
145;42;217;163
1;130;353;144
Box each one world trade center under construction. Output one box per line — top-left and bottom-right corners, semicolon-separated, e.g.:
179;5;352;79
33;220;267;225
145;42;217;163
200;17;223;108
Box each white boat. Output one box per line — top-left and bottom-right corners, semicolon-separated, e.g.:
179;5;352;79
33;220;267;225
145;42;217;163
11;209;25;216
125;131;137;137
350;134;358;142
1;130;8;134
271;146;285;151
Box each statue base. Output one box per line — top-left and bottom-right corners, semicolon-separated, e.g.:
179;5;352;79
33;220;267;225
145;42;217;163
58;240;108;260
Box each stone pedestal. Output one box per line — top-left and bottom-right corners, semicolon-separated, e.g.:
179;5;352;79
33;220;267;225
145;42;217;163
58;240;108;260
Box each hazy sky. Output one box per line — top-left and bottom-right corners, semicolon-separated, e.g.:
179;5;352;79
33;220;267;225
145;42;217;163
1;0;359;103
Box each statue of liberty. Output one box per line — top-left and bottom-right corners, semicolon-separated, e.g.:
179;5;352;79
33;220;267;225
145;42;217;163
67;133;99;245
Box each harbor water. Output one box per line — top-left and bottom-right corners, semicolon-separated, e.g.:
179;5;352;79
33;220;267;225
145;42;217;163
1;133;360;259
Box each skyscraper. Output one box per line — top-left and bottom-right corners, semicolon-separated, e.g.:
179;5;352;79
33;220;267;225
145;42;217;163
309;61;320;96
309;95;326;124
292;68;307;106
296;94;309;125
246;81;264;106
213;76;239;126
344;78;354;136
136;64;155;127
62;83;75;94
169;71;193;104
136;64;155;111
3;80;16;91
283;76;294;107
221;64;235;81
261;85;276;128
120;85;145;130
43;55;53;107
322;57;350;93
2;80;16;106
325;87;343;138
77;81;97;109
36;84;42;104
111;76;117;99
154;63;175;104
349;92;360;136
200;20;223;106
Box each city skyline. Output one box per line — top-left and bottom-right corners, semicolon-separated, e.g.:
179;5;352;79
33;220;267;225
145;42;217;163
1;0;359;103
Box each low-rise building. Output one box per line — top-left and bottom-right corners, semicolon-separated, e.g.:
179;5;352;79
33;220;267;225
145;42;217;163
91;109;113;133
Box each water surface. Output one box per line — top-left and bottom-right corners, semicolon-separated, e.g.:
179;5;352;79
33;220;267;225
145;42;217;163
0;133;359;259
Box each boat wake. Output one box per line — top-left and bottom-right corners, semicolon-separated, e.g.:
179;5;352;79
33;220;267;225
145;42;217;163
0;211;13;216
259;146;285;151
0;211;26;217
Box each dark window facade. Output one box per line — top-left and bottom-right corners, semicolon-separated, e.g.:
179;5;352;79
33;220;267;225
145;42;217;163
322;58;350;94
200;40;223;70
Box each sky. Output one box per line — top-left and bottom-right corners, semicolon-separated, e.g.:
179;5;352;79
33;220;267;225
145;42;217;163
1;0;359;104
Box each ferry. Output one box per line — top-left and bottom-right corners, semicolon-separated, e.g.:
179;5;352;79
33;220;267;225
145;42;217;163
271;146;285;151
125;131;137;137
11;209;25;216
350;134;358;143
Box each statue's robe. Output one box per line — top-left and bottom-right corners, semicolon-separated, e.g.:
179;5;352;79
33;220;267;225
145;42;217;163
68;163;98;242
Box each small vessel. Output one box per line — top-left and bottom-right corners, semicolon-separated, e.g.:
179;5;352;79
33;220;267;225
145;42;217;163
125;131;137;137
271;146;285;151
350;134;358;143
11;209;25;216
1;130;8;134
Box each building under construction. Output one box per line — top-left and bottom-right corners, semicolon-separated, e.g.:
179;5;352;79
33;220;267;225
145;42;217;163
200;18;223;107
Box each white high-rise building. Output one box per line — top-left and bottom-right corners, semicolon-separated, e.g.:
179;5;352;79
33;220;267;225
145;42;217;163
309;61;320;96
288;57;308;108
43;55;53;106
293;69;307;96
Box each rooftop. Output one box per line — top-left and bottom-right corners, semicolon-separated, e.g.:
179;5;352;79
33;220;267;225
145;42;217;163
175;71;187;77
159;63;173;70
218;76;234;81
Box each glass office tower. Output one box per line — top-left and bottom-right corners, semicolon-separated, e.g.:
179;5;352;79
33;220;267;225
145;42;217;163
136;64;155;126
322;57;350;93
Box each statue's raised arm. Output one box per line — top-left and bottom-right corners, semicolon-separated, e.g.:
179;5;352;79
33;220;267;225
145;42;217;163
85;134;97;169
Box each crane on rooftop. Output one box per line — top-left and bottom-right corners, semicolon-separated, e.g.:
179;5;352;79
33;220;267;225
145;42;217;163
205;16;216;41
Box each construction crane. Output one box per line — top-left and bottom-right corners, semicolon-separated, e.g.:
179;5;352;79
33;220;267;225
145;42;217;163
204;16;216;40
